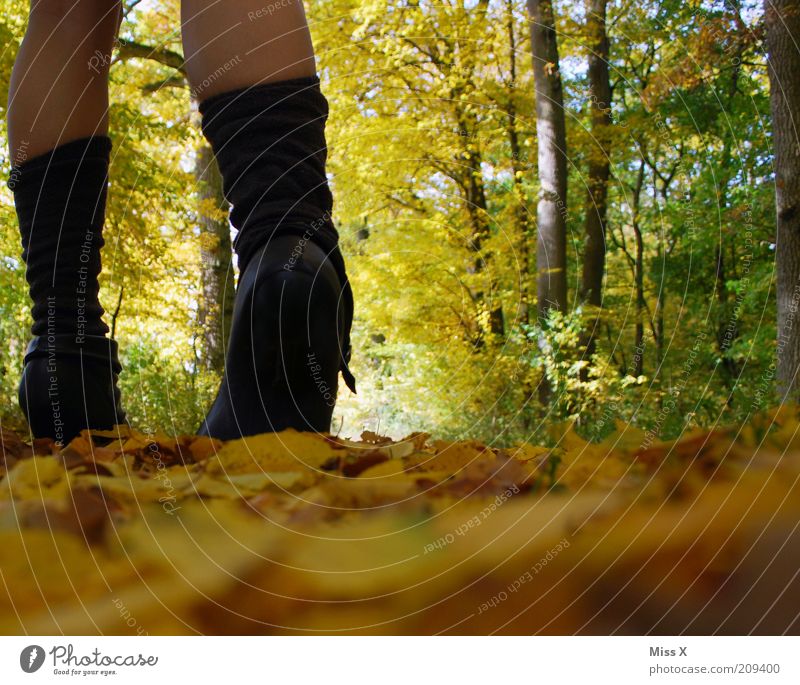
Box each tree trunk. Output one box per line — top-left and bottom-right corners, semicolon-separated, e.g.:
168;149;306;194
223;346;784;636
528;0;568;319
656;238;665;381
765;0;800;399
580;0;611;369
504;0;532;327
632;160;645;377
457;108;505;343
714;4;745;389
195;142;234;375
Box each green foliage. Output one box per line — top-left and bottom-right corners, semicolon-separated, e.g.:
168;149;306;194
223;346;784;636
119;338;218;436
526;308;630;426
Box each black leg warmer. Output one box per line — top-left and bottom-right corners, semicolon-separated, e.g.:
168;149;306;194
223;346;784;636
197;76;355;438
9;136;125;442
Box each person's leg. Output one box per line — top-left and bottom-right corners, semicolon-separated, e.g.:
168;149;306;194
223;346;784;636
7;0;125;442
180;0;316;96
8;0;121;160
181;0;355;439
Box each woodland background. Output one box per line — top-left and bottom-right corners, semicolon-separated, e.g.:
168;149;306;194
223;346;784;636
0;0;789;441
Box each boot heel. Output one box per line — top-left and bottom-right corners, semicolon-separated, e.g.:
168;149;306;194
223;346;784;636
198;237;348;439
255;268;341;413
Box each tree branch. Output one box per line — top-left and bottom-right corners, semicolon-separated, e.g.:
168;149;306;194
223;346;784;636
115;38;187;75
142;76;188;93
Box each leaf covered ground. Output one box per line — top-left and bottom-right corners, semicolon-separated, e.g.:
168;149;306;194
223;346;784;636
1;409;799;635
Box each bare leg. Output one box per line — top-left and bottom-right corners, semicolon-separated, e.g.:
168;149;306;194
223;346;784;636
7;0;121;162
180;0;315;98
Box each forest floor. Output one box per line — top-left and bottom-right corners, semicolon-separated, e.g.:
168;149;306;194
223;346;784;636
1;409;799;635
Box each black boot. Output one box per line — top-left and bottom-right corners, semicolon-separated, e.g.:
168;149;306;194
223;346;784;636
197;76;354;439
9;136;125;443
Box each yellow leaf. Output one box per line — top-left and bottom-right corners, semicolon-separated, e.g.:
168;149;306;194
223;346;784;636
208;429;346;474
2;457;71;501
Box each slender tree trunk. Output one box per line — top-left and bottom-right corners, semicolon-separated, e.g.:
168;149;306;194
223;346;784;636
195;142;234;374
528;0;568;319
715;6;745;388
656;235;665;378
504;0;532;327
765;0;800;399
502;0;536;423
507;119;532;327
457;108;505;343
654;172;666;409
632;160;646;377
580;0;611;371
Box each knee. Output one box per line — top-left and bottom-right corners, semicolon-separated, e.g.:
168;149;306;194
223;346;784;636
28;0;120;28
26;0;121;67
